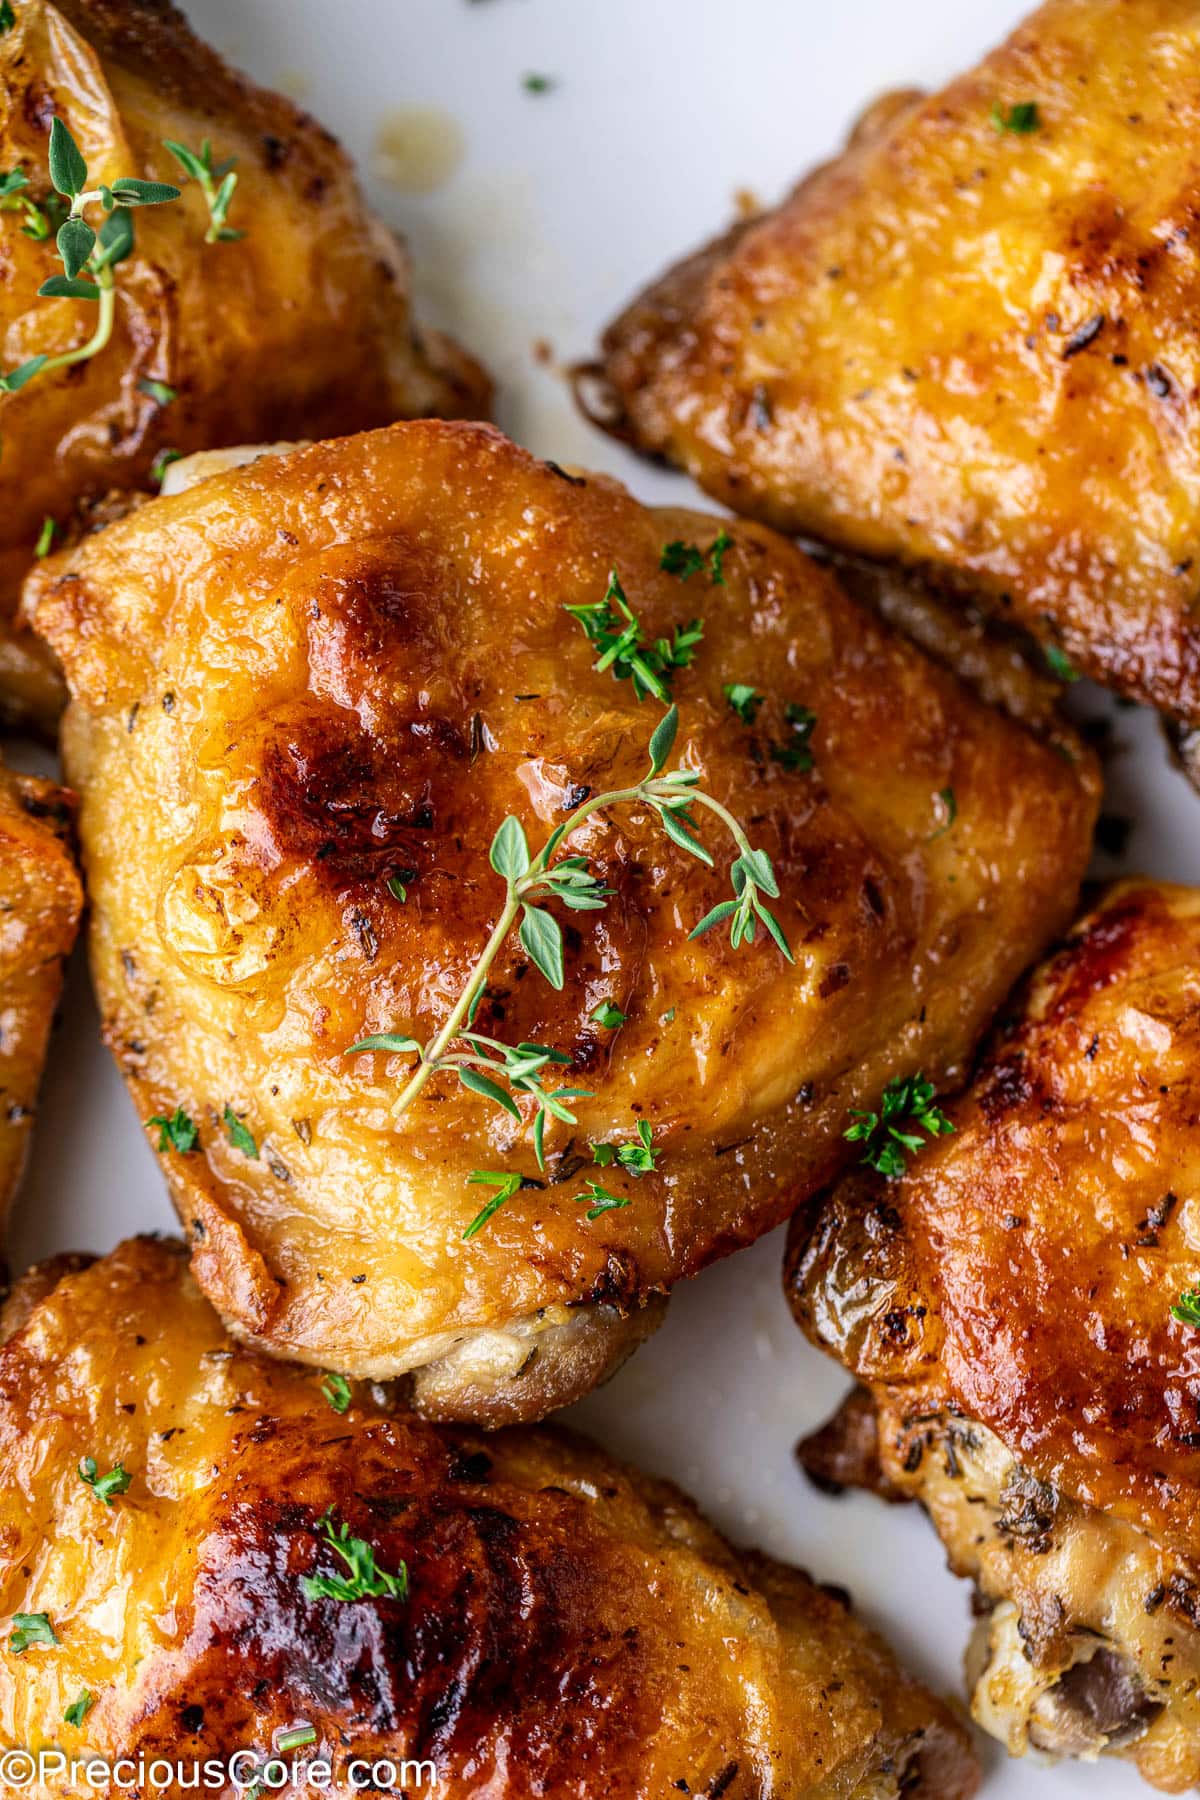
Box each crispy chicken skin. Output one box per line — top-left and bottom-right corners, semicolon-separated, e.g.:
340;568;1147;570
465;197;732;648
0;1236;979;1800
26;421;1098;1418
0;760;80;1277
0;0;487;731
598;0;1200;737
787;880;1200;1791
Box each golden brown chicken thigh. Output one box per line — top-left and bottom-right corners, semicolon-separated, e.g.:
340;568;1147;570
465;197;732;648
0;1236;979;1800
0;0;487;730
598;0;1200;749
26;421;1098;1420
788;880;1200;1792
0;759;80;1275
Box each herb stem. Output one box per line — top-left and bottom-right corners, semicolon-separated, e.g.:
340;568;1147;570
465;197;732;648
44;263;115;371
391;774;678;1119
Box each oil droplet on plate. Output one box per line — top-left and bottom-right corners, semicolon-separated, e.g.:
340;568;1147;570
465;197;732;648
374;108;465;194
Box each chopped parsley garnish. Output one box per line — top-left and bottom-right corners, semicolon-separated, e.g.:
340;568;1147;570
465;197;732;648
845;1073;954;1177
10;1612;57;1654
147;1105;198;1154
222;1104;258;1159
661;529;732;586
463;1169;523;1239
724;683;762;725
771;703;817;771
320;1372;352;1414
1043;642;1079;683
137;377;176;406
150;447;182;486
522;73;555;93
0;5;15;33
34;515;58;558
592;1120;658;1176
573;1180;630;1221
992;100;1040;134
301;1507;408;1604
591;999;627;1029
1172;1290;1200;1328
386;874;409;903
78;1457;132;1506
64;1690;93;1727
565;570;703;704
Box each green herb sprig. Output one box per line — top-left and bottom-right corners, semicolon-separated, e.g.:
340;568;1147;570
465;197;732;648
992;100;1040;134
592;1120;658;1175
64;1690;93;1727
301;1508;407;1604
147;1105;198;1154
320;1372;352;1414
845;1073;954;1178
78;1457;132;1506
1172;1290;1200;1328
574;1181;629;1220
0;119;180;396
164;138;242;243
349;706;791;1169
565;571;703;704
661;530;732;586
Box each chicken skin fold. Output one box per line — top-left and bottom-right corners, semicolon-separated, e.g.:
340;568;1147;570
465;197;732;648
0;758;80;1279
0;0;487;730
597;0;1200;755
788;880;1200;1792
26;421;1099;1421
0;1236;979;1800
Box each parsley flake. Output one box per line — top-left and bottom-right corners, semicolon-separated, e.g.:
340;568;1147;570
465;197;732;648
591;999;627;1029
724;682;762;725
222;1104;258;1159
592;1119;658;1176
661;529;733;586
147;1105;198;1154
1043;642;1079;683
78;1457;132;1505
137;376;176;406
320;1372;352;1414
845;1073;954;1177
770;703;817;771
523;73;555;93
565;569;703;704
10;1612;57;1654
992;100;1040;134
301;1507;408;1604
0;4;14;33
64;1690;93;1727
34;515;57;558
150;447;182;486
1173;1290;1200;1328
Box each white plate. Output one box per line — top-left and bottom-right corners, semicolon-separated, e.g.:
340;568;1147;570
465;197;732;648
17;4;1200;1795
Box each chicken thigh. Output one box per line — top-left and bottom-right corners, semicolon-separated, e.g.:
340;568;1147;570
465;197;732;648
597;0;1200;758
0;1236;979;1800
0;758;80;1277
0;0;487;729
788;880;1200;1792
26;421;1099;1420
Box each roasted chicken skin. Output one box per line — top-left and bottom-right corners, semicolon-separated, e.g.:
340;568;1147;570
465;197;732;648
0;759;80;1277
787;880;1200;1791
0;1236;980;1800
598;0;1200;742
26;421;1098;1420
0;0;487;731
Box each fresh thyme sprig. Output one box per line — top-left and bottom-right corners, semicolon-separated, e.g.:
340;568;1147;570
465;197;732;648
164;138;242;243
349;705;791;1167
565;570;703;703
592;1120;658;1175
845;1073;954;1177
0;119;180;396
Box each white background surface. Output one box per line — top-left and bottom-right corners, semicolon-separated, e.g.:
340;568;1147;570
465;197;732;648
16;3;1200;1795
